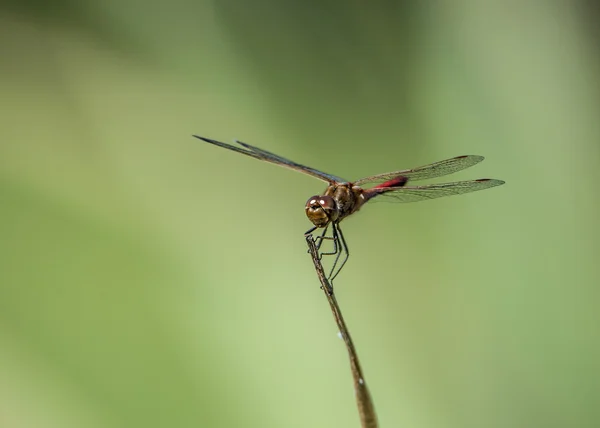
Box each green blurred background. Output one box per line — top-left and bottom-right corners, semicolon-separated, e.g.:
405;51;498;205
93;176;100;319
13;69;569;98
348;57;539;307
1;1;599;427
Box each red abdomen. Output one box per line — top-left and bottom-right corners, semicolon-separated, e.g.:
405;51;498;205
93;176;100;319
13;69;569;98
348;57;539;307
374;176;409;189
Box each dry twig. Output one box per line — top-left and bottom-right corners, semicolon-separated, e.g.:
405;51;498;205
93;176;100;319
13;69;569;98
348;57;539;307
305;235;378;428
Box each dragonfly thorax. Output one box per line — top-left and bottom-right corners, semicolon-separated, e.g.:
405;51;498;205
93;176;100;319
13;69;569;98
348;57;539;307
305;195;338;228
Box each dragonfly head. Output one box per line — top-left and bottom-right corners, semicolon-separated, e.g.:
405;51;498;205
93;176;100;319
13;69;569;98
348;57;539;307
305;195;337;227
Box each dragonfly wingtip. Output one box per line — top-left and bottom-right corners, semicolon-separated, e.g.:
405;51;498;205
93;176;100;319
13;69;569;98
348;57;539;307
477;178;505;187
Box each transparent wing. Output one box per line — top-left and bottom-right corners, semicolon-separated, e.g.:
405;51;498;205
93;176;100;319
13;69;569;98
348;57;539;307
193;135;347;183
363;179;505;203
353;155;484;186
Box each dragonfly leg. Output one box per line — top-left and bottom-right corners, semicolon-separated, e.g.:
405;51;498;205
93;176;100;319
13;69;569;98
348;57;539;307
304;226;318;236
329;223;349;283
305;224;341;279
314;225;329;251
308;225;338;260
315;225;335;254
306;225;333;259
326;223;343;281
316;228;338;261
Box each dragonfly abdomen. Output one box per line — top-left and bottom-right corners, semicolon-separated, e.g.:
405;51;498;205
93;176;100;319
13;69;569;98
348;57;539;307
373;176;409;189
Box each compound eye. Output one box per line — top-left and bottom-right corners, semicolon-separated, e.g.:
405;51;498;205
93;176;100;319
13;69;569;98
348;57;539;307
317;195;335;211
305;195;321;210
305;195;336;211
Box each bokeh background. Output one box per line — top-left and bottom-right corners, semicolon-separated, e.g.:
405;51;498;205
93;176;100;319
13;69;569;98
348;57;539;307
1;1;599;427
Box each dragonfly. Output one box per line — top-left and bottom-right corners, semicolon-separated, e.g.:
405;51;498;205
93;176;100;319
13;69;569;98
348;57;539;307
193;135;504;282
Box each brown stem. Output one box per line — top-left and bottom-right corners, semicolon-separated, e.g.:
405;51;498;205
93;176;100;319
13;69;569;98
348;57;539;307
305;235;378;428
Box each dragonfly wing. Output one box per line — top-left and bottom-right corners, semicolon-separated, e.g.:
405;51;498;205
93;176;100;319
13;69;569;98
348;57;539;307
193;136;347;183
363;179;505;203
354;155;485;186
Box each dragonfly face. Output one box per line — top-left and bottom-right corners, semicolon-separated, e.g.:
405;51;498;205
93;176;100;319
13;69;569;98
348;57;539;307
193;135;505;283
305;194;337;227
